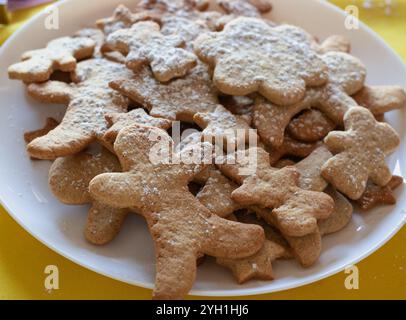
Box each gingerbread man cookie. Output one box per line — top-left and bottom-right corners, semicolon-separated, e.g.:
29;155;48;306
253;51;366;148
89;125;265;299
8;36;95;83
322;107;400;199
194;104;258;150
103;108;172;151
49;149;129;245
194;17;327;105
353;85;406;116
287;109;336;143
218;147;334;237
26;59;132;159
217;212;291;284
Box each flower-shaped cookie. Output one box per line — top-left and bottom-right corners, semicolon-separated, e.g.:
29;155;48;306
8;36;95;83
26;59;132;159
194;17;328;105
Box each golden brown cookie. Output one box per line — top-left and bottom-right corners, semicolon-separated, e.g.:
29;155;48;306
109;63;218;122
217;0;272;17
218;147;334;237
89;125;265;299
316;35;351;54
287;109;336;143
26;59;132;160
353;85;406;116
217;211;291;284
49;149;129;245
8;36;95;83
194;104;258;150
322;107;400;200
194;17;327;105
96;4;163;37
196;169;242;217
107;21;197;82
253;51;366;148
103;108;172;151
294;145;332;191
355;175;403;211
318;187;353;235
267;135;321;165
161;15;210;50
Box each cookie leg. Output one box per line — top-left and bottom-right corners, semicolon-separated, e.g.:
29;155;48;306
85;202;129;245
152;240;197;300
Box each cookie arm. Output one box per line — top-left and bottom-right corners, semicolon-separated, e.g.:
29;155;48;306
9;54;56;83
28;81;73;104
89;173;144;208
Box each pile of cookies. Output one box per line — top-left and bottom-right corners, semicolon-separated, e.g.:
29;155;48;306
9;0;406;300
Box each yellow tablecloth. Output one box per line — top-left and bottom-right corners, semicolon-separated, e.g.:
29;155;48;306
0;0;405;300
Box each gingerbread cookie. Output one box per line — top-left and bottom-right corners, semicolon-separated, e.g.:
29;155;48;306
107;21;197;82
194;17;327;105
109;63;218;122
268;135;321;165
287;109;336;143
8;36;95;83
294;145;332;191
217;0;272;17
217;212;291;284
353;85;406;116
103;108;172;151
194;104;258;149
161;15;210;50
24;118;59;144
318;187;353;235
89;125;265;299
75;27;127;64
255;152;351;267
49;149;129;245
97;4;163;37
253;51;366;148
316;35;351;54
218;147;334;237
26;59;132;160
322;107;400;199
196;168;242;217
355;175;403;211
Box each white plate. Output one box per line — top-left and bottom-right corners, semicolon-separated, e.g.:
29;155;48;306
0;0;405;297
